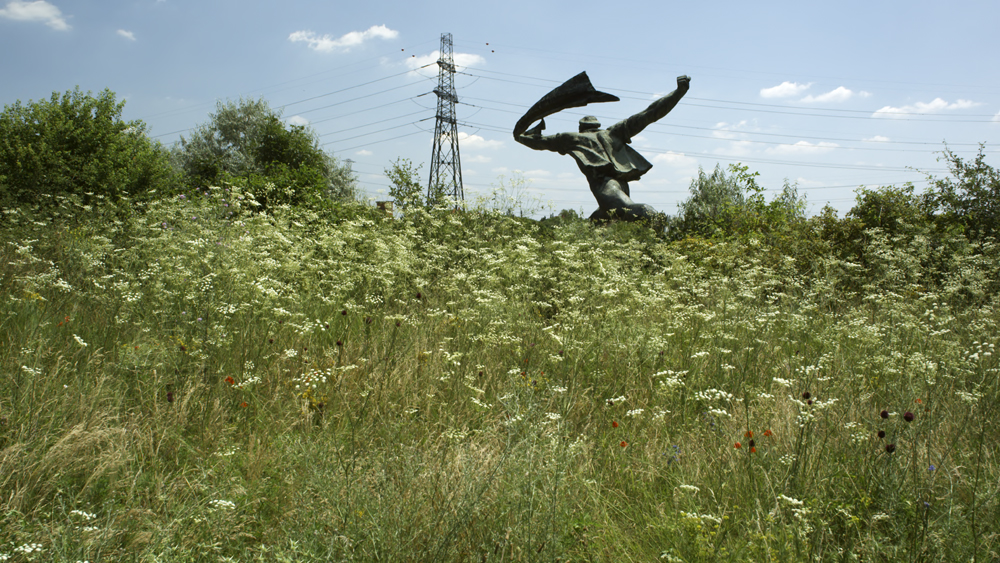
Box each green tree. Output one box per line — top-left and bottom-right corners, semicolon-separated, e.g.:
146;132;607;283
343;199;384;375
176;97;355;207
923;144;1000;242
0;87;174;209
672;164;746;237
847;183;928;237
385;158;425;211
671;163;807;239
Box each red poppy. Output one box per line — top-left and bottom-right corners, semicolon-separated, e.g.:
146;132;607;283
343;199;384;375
225;376;235;385
240;402;248;408
750;447;757;453
620;441;628;448
763;429;773;437
734;442;742;449
612;421;619;428
744;430;753;438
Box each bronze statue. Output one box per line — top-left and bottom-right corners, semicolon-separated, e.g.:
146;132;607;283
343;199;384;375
513;72;690;221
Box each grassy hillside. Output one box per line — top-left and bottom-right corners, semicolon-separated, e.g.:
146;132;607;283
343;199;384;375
2;189;999;561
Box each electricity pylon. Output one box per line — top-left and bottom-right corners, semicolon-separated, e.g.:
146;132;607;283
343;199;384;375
427;32;463;207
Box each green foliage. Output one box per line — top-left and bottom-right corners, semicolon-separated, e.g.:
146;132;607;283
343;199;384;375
671;163;808;242
0;87;175;209
175;97;355;209
672;164;746;237
924;144;1000;242
847;182;930;237
385;157;425;211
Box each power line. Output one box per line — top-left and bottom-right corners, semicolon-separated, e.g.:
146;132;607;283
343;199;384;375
278;64;435;111
150;76;435;141
306;95;427;126
458;68;1000;122
457;96;996;153
331;130;429;154
317;109;429;138
321;117;434;147
453;41;1000;95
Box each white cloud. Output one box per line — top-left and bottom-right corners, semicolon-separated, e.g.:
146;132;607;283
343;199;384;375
714;140;755;157
863;135;890;142
458;132;503;150
712;120;755;139
801;86;854;103
464;154;492;163
993;111;1000;123
354;149;373;156
760;81;811;99
766;141;839;155
116;29;135;41
0;0;69;30
286;115;309;127
406;51;485;71
873;98;981;118
288;25;398;53
523;169;552;178
652;151;697;168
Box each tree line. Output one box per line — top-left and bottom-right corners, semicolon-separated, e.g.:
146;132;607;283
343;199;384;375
2;86;998;262
0;87;356;214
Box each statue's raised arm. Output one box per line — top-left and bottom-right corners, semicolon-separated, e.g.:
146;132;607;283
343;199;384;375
610;75;690;141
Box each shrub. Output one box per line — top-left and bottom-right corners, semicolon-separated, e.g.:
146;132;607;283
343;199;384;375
174;97;355;209
0;87;175;210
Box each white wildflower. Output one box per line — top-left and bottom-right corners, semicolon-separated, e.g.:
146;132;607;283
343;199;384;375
696;388;734;402
678;484;699;493
69;509;96;520
779;494;803;506
209;499;236;510
956;390;981;405
626;408;644;417
544;412;562;421
234;376;261;389
14;543;44;554
73;334;88;347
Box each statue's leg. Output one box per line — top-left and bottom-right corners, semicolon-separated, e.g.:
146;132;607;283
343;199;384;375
590;178;655;221
590;177;634;210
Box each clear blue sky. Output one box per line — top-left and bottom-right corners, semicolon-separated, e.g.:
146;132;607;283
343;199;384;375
3;0;998;216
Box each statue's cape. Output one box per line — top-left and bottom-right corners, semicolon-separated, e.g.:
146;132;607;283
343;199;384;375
513;72;619;138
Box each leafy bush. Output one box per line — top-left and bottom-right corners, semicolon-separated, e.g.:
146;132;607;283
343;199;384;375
0;87;175;210
174;97;356;209
385;157;426;212
924;144;1000;242
670;163;808;242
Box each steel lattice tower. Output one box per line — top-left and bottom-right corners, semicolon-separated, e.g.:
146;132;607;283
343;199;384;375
427;33;463;207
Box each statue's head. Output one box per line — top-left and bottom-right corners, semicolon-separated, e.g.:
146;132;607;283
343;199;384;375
579;116;601;132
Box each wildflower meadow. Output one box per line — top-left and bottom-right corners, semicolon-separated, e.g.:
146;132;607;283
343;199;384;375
2;180;999;561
